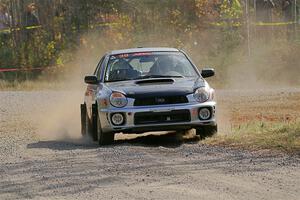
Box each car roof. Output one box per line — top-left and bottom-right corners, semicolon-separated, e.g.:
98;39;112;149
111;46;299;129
108;47;179;55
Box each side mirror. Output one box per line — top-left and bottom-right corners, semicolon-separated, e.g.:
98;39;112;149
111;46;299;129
84;75;99;84
201;68;215;78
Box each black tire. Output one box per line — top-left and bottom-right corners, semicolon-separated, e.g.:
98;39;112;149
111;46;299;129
92;104;114;145
81;103;92;137
196;125;217;140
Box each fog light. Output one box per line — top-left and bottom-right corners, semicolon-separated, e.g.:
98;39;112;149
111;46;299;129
199;108;211;120
111;113;124;126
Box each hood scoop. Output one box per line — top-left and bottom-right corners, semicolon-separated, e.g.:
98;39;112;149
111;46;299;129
135;78;174;85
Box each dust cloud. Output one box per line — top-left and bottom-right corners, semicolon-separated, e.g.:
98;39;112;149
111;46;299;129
34;36;101;142
35;92;83;142
226;42;300;89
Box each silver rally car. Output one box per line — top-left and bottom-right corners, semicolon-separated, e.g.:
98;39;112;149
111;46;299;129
81;47;217;145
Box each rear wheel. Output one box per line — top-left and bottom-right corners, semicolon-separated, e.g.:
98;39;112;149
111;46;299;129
92;104;114;145
196;125;217;140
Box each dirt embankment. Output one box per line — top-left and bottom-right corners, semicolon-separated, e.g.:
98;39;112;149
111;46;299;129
0;90;300;200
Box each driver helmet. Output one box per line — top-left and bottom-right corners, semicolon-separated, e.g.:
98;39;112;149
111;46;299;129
157;56;174;74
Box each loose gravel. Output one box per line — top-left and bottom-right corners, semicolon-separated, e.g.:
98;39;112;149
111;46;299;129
0;90;299;200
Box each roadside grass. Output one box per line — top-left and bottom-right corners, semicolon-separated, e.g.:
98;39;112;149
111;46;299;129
204;121;300;153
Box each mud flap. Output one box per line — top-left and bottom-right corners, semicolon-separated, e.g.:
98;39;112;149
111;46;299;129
91;104;98;141
80;104;87;136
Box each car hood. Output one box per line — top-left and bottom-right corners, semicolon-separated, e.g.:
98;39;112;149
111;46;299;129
104;77;206;98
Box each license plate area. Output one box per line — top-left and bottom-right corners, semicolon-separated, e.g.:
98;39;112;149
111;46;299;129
134;109;191;125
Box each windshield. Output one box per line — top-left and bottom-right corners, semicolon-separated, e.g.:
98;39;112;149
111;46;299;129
104;52;198;82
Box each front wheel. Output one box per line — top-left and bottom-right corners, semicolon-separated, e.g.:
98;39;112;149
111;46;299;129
196;125;217;140
93;104;114;145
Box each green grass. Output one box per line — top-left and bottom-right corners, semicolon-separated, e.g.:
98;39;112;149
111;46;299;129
204;121;300;153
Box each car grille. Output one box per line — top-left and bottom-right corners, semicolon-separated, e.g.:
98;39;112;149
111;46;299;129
134;110;191;125
134;95;188;106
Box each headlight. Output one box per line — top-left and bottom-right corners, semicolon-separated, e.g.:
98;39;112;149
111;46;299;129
193;87;210;103
110;92;128;108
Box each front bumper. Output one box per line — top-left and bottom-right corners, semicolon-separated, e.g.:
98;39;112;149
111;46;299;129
98;101;217;134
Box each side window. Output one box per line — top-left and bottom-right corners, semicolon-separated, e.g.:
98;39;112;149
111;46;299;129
95;56;105;80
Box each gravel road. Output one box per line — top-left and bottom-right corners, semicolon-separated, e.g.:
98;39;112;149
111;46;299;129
0;90;299;200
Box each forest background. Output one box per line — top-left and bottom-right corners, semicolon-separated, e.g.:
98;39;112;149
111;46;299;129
0;0;299;88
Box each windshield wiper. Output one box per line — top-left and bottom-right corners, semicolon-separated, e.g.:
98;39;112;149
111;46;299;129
136;75;184;80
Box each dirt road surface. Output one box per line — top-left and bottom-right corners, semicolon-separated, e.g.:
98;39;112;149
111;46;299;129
0;90;300;200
